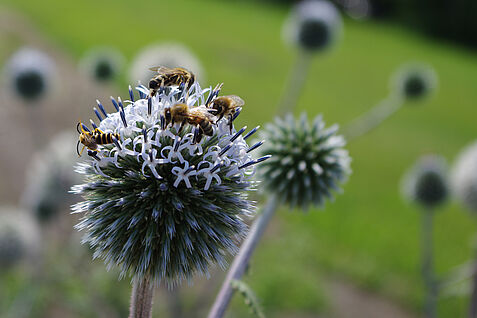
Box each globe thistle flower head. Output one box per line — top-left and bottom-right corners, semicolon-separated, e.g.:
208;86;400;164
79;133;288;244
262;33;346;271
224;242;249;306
401;155;449;209
283;0;342;53
451;141;477;213
129;43;204;86
80;47;125;82
21;132;81;223
0;207;40;269
391;63;438;101
258;113;351;210
71;81;269;285
4;47;55;102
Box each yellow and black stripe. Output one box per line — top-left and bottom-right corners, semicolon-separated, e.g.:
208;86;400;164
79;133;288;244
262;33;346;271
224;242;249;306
94;132;120;145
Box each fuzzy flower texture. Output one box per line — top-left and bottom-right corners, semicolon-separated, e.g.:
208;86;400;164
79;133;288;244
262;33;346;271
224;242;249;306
259;113;351;210
72;81;269;285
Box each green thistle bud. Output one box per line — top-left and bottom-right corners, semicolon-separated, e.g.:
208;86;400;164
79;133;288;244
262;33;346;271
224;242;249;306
283;0;342;53
21;132;81;223
0;206;40;269
80;47;125;82
4;47;55;102
71;82;269;285
401;155;449;208
258;113;351;210
392;63;437;101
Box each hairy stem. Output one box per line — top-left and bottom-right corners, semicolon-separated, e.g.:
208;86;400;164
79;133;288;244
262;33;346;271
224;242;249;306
343;94;403;142
129;276;154;318
207;195;279;318
421;209;437;318
276;50;312;115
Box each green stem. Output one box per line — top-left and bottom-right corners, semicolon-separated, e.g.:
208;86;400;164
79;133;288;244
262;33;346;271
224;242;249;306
343;94;403;142
129;276;154;318
421;209;437;318
469;239;477;318
276;50;313;115
207;195;279;318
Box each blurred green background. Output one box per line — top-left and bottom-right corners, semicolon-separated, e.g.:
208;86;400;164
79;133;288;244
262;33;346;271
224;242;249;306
1;0;476;317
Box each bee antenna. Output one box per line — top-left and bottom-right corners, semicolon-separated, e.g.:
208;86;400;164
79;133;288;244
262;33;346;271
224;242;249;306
76;121;82;134
76;140;81;157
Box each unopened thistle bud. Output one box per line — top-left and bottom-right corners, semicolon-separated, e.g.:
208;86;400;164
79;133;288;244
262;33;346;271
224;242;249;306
80;47;125;82
391;63;437;101
401;155;449;209
283;0;342;53
71;81;269;285
0;207;40;269
22;132;81;223
258;113;351;210
4;47;55;102
451;141;477;213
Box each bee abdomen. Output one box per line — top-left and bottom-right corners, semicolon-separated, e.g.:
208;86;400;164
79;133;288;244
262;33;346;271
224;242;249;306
200;120;213;136
95;133;118;145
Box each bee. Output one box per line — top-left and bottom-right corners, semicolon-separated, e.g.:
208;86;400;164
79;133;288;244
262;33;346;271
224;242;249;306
209;95;244;132
148;66;195;97
76;121;120;157
164;103;214;143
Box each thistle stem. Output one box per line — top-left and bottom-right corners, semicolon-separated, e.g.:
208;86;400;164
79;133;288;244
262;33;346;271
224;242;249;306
343;94;403;142
421;209;437;318
469;241;477;318
129;276;154;318
276;50;312;115
207;195;279;318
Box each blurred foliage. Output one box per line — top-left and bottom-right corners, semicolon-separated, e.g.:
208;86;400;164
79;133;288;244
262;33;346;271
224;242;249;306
249;0;477;48
1;0;477;317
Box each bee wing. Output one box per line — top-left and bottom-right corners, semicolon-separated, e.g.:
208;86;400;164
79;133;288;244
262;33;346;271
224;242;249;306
189;107;215;120
148;66;173;73
225;95;245;108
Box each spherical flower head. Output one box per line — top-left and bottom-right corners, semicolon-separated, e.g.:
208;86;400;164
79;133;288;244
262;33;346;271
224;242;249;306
401;155;449;209
71;82;269;285
391;63;437;101
258;113;351;210
129;43;204;86
283;0;342;53
21;132;81;223
4;47;55;102
80;47;125;82
451;141;477;213
0;206;40;269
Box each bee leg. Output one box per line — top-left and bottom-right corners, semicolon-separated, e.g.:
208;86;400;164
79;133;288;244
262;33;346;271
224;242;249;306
93;128;104;135
228;115;233;133
177;119;187;135
195;129;203;143
78;144;86;157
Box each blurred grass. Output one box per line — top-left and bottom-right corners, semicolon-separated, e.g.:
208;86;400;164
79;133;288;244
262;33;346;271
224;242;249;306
2;0;477;316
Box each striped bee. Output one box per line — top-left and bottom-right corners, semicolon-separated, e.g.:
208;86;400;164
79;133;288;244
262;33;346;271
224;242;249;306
209;95;244;132
164;103;214;143
148;66;195;97
76;121;120;156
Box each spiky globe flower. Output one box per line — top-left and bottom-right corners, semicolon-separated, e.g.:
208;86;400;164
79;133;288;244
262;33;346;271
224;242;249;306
4;47;55;102
451;141;477;213
258;113;351;210
71;81;269;285
0;206;40;269
80;47;125;82
283;0;342;52
391;63;438;101
401;155;449;209
21;132;81;223
129;43;204;86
